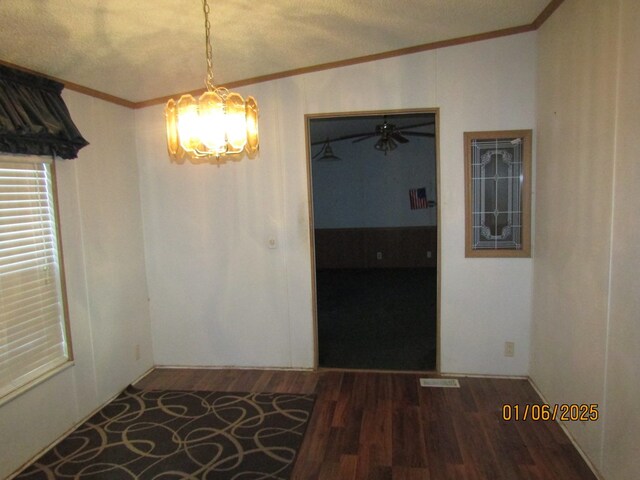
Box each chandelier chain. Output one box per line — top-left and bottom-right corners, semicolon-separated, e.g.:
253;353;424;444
203;0;215;90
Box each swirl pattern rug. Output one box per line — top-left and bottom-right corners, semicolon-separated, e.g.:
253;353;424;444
16;387;315;479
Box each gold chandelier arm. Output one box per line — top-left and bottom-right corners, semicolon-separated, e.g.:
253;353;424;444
213;86;229;100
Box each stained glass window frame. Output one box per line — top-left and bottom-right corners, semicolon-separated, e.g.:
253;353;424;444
464;130;532;258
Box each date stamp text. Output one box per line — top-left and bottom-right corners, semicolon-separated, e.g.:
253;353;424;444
502;403;599;422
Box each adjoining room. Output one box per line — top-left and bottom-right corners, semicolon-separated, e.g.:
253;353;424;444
309;112;438;371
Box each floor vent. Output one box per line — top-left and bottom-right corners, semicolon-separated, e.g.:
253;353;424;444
419;378;460;388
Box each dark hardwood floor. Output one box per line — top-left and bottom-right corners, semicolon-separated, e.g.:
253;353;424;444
136;368;598;480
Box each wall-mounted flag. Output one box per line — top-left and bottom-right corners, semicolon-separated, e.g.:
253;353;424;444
409;187;428;210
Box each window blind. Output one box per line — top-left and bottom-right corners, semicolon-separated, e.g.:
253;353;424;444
0;157;70;401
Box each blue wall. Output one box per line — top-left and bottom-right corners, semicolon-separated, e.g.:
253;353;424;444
311;135;437;228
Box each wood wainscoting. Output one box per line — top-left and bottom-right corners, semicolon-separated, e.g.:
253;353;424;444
314;226;437;269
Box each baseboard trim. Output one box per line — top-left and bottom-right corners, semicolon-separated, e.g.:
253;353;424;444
440;372;529;380
152;365;528;379
7;366;155;480
318;366;437;375
527;377;605;480
153;364;315;372
131;366;156;384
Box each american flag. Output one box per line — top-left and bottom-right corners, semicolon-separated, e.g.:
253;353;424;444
409;187;428;210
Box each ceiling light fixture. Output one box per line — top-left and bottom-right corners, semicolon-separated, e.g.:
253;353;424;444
164;0;259;162
374;136;397;155
313;139;341;161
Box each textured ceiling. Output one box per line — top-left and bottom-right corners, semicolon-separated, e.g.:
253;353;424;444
0;0;550;103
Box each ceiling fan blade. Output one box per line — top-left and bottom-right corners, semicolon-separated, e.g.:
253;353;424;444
311;131;380;145
391;132;409;143
397;121;435;130
352;133;378;143
400;131;435;137
310;118;436;146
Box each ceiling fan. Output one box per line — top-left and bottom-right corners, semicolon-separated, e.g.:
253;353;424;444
311;117;435;157
353;118;435;154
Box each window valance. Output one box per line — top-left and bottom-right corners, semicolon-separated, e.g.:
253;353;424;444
0;64;88;159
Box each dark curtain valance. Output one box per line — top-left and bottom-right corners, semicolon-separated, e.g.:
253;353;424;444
0;64;88;159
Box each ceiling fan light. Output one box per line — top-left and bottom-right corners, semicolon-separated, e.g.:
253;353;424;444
318;140;341;161
374;137;397;154
321;153;341;161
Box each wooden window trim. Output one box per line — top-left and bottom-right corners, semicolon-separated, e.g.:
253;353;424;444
464;130;532;258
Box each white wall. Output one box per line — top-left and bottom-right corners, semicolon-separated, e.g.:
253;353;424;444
0;91;153;479
137;32;536;375
531;0;640;478
311;135;437;228
602;2;640;477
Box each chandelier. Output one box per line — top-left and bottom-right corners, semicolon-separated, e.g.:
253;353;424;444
164;0;259;162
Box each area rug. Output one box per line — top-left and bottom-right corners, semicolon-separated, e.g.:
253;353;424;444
16;387;315;479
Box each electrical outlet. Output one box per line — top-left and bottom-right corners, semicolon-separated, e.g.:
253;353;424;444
504;341;515;357
427;251;432;258
376;252;382;260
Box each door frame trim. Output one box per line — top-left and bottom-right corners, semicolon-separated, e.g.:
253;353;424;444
304;107;441;372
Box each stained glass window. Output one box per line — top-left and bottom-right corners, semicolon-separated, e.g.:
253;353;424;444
464;130;532;257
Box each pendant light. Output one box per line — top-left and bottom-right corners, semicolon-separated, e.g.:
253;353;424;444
313;139;341;161
164;0;259;162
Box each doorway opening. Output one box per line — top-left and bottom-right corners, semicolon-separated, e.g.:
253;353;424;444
306;110;439;371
